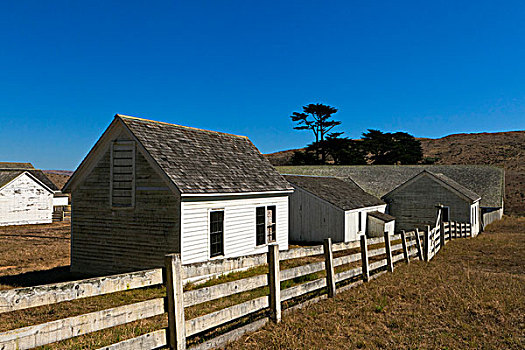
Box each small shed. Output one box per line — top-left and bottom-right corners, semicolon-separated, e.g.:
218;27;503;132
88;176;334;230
366;211;395;238
382;170;481;234
284;175;387;243
0;162;58;226
63;114;293;274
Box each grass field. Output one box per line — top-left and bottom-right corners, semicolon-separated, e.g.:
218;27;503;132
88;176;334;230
1;217;523;349
227;216;525;349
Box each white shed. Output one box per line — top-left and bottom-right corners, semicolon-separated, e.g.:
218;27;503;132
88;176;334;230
285;175;388;243
63;114;294;274
0;170;55;226
366;211;396;238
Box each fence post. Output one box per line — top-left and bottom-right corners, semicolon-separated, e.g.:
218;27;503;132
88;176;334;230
165;254;186;350
414;228;423;261
424;226;431;261
324;238;336;298
401;230;409;264
384;231;394;272
461;223;465;238
360;235;369;282
440;221;445;247
268;244;281;322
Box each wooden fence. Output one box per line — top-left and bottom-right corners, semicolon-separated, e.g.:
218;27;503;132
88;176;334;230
0;222;471;350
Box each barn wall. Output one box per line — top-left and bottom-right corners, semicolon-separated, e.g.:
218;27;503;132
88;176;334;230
288;186;344;243
71;135;180;275
0;173;53;226
384;175;471;232
181;194;289;264
345;204;387;241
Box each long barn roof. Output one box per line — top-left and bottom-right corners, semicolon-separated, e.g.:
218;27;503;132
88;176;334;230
284;175;384;211
277;165;504;208
119;115;293;194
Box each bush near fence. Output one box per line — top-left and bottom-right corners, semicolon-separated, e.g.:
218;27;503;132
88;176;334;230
0;221;472;350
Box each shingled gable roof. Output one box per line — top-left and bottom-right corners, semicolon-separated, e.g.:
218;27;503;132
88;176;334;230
66;114;292;195
0;162;35;170
383;170;481;203
0;170;56;192
284;175;385;211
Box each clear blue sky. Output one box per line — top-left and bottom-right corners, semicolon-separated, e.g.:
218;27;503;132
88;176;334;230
1;1;524;170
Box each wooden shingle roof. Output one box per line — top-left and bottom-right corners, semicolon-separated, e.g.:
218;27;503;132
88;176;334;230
284;175;385;211
119;115;293;194
0;170;58;191
368;210;395;222
0;162;35;170
278;165;503;208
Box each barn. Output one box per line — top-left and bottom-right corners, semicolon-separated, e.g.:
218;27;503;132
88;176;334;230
0;162;59;226
284;175;390;243
63;114;293;274
382;170;481;234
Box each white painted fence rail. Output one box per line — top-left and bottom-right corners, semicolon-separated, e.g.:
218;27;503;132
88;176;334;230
0;222;473;350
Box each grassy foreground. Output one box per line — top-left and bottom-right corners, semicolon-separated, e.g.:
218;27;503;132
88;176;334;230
227;216;525;350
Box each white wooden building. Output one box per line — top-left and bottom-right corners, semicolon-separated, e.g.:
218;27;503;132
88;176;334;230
382;170;481;234
284;175;389;243
0;163;57;226
63;114;293;274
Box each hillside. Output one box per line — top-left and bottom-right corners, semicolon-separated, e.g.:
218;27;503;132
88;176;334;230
42;170;73;191
265;131;525;215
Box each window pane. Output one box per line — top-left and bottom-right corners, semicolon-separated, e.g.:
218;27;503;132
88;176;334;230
256;207;266;246
267;206;276;242
210;211;224;257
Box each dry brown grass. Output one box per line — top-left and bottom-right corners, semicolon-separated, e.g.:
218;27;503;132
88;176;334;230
227;216;525;350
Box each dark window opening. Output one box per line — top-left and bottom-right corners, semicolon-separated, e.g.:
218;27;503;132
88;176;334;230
267;205;276;242
442;207;450;222
210;211;224;257
256;207;266;246
358;212;362;232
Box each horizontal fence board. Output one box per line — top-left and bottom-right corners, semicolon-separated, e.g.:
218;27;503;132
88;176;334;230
281;277;327;302
96;329;167;350
332;241;360;253
391;234;402;241
333;252;361;267
334;267;361;283
185;296;269;337
369;259;387;272
392;253;405;264
390;243;404;252
0;268;163;314
184;274;268;307
368;247;386;258
367;236;385;245
188;317;269;350
280;262;325;282
182;254;267;280
279;246;324;261
0;298;165;350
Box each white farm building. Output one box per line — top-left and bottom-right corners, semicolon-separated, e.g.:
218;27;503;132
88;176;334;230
0;162;61;226
63;114;294;274
284;175;392;243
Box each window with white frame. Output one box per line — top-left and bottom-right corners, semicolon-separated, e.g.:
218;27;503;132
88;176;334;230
110;141;135;208
255;205;276;246
210;210;224;257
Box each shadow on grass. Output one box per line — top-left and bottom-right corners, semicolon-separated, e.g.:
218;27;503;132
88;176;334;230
0;266;97;289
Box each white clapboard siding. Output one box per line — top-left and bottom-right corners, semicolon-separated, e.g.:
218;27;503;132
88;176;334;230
0;173;53;226
181;196;289;264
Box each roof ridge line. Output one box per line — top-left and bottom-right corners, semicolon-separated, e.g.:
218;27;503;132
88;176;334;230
116;114;249;139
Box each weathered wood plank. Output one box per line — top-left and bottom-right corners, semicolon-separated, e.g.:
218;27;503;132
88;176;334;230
392;253;405;264
268;244;281;323
184;274;268;307
390;243;404;252
367;236;385;245
166;254;186;350
188;318;269;350
185;296;269;337
279;245;324;261
182;253;267;280
368;247;386;258
280;262;325;281
334;266;361;283
369;259;387;271
280;277;327;301
0;298;165;350
324;238;336;298
96;329;167;350
333;252;361;267
384;231;394;273
0;268;163;314
360;235;369;282
332;240;360;252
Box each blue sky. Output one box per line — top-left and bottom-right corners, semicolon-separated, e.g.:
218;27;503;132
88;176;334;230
1;1;524;170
